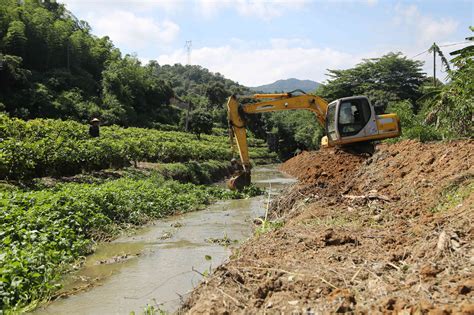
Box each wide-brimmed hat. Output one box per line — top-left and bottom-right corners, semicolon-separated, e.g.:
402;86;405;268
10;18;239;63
91;118;100;122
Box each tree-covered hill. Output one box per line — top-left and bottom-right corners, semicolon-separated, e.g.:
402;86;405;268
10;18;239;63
250;78;321;93
154;63;250;106
0;0;250;128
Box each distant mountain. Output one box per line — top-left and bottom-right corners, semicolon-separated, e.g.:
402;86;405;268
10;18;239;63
250;78;321;93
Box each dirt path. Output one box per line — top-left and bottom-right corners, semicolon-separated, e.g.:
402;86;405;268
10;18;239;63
182;140;473;313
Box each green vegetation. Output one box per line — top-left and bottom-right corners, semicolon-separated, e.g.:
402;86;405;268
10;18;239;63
158;160;232;185
0;1;471;311
154;63;249;106
186;109;214;139
417;27;474;139
316;52;426;110
431;175;474;213
0;114;228;179
0;114;276;180
0;1;249;128
386;100;442;142
255;219;284;235
0;172;261;311
0;112;272;311
130;302;166;315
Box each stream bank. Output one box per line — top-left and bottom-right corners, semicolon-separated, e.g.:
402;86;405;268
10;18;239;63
183;140;473;313
33;165;296;314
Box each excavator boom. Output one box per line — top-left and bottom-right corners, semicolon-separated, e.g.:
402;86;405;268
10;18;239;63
227;92;328;190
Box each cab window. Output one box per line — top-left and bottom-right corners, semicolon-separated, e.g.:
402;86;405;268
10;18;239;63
337;98;371;137
326;103;337;141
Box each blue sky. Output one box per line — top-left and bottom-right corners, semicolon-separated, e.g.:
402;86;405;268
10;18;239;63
62;0;473;86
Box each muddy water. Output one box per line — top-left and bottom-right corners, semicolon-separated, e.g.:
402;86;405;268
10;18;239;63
34;165;295;315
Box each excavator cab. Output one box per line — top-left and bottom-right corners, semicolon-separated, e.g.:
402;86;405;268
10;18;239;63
323;96;400;151
227;93;400;190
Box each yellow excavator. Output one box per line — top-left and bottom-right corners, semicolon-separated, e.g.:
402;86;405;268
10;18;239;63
227;90;401;190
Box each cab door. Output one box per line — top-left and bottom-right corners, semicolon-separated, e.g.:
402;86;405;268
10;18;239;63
336;97;378;142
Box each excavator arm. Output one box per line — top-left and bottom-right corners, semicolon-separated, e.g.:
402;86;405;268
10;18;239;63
227;92;328;189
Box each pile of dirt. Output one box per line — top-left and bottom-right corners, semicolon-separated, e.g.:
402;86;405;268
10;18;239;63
182;140;473;314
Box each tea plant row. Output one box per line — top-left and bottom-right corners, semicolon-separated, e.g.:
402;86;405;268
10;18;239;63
0;115;275;180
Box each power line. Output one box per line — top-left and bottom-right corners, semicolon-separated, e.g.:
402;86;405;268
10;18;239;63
411;50;429;58
438;41;469;48
411;41;469;58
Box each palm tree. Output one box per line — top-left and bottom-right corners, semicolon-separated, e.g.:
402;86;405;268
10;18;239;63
419;27;473;135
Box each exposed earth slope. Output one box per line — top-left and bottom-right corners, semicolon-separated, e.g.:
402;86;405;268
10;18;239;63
183;140;473;313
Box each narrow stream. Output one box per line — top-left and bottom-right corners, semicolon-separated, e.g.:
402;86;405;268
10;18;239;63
34;165;295;315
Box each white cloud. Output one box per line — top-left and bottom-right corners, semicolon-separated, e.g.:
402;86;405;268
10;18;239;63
156;41;376;86
63;0;310;21
196;0;309;20
394;4;459;46
270;38;313;49
61;0;182;13
235;0;308;20
196;0;230;18
89;11;180;49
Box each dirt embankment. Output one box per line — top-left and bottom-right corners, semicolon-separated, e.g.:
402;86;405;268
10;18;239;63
183;140;473;314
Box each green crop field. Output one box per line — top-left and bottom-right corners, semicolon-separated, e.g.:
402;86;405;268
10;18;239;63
0;114;276;180
0;115;274;311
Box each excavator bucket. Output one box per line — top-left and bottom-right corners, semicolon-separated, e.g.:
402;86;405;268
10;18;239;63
227;171;251;190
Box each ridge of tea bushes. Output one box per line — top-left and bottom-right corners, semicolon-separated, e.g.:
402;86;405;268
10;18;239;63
0;115;277;180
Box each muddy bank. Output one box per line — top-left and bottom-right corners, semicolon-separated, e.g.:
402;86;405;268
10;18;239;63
183;140;474;313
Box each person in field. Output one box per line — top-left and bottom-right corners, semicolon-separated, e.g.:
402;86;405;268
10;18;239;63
89;118;100;137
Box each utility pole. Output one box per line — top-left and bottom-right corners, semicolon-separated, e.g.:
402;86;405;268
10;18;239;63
184;40;192;65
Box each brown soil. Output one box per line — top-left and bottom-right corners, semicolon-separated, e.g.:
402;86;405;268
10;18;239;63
182;140;474;314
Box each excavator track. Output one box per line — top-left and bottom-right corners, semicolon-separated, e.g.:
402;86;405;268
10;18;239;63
339;141;375;156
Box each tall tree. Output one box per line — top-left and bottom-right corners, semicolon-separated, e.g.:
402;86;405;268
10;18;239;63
317;52;426;111
101;55;174;126
205;81;229;107
3;21;27;58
